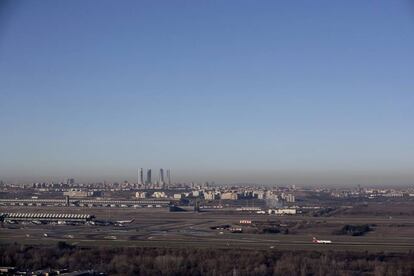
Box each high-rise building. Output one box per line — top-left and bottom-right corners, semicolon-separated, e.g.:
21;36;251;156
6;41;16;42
166;169;171;186
146;169;152;185
139;168;144;185
159;168;165;185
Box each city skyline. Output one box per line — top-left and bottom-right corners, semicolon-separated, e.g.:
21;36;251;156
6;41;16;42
1;1;414;185
1;167;413;187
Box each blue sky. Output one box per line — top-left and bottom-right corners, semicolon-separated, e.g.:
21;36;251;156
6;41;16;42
0;0;413;185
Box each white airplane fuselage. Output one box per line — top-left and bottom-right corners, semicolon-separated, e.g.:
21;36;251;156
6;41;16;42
116;219;134;224
313;237;332;244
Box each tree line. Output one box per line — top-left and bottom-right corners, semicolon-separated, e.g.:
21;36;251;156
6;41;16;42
0;242;413;275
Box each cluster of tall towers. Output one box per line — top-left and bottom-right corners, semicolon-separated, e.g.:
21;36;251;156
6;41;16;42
139;168;171;188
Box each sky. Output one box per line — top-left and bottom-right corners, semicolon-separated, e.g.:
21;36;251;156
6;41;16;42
0;0;413;186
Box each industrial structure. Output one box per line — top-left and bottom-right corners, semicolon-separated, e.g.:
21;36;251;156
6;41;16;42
0;212;94;223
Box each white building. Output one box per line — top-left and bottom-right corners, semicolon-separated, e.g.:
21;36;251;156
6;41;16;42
221;192;238;200
152;191;167;198
254;191;265;200
135;191;147;199
268;208;297;215
173;193;182;199
204;191;215;200
286;194;295;203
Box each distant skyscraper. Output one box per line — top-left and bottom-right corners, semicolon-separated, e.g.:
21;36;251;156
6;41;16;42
166;169;171;186
146;169;152;185
139;168;144;185
159;168;165;185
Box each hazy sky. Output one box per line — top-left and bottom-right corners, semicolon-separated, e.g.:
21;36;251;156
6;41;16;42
1;1;413;185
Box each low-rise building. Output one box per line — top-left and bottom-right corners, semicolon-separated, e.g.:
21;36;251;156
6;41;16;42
152;191;167;198
203;191;216;200
253;191;265;199
64;189;91;198
221;192;238;200
268;208;297;215
173;193;182;199
136;191;147;199
286;194;295;203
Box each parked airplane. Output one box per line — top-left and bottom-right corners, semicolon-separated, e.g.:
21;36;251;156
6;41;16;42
313;237;332;244
115;219;134;224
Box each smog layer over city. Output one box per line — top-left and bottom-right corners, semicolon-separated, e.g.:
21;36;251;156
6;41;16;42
0;1;413;275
